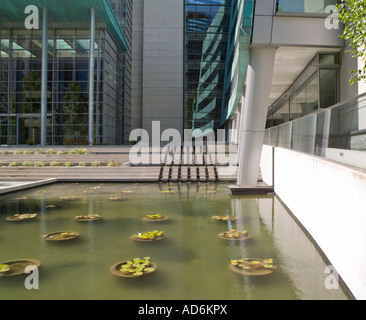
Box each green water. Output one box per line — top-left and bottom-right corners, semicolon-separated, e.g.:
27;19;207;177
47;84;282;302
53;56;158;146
0;182;349;300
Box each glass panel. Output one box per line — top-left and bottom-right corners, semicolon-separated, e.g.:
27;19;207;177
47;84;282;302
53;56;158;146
290;72;318;119
277;0;339;13
306;72;319;110
320;69;337;109
273;100;290;126
319;54;337;65
290;85;306;120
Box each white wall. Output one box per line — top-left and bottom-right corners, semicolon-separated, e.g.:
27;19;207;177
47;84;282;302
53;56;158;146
260;145;366;300
260;144;274;186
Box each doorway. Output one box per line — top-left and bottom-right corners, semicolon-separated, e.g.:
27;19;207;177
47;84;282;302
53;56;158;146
18;116;41;145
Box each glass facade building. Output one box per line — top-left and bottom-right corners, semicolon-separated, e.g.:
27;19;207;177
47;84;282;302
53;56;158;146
0;0;128;146
109;0;131;143
184;0;254;135
184;0;232;132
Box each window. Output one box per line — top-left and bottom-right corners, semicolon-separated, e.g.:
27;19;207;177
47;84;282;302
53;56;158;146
277;0;339;14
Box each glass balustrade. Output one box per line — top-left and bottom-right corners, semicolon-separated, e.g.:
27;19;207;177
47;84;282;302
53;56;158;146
264;93;366;170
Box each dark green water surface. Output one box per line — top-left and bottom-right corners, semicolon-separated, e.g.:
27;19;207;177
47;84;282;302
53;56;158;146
0;182;349;300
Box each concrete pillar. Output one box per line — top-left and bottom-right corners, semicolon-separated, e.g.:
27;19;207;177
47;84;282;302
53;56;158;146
40;7;48;146
88;7;96;146
237;46;277;186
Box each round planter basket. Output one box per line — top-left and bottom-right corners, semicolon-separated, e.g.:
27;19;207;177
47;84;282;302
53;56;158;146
0;259;41;277
6;213;37;222
74;215;102;222
211;215;237;222
230;258;276;276
143;215;169;222
110;261;157;278
59;196;80;201
130;233;165;242
218;232;253;241
106;197;126;201
42;231;80;241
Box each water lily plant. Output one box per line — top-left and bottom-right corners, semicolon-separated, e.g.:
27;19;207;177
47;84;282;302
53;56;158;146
160;190;175;194
212;215;236;221
106;196;126;201
59;196;80;200
133;230;164;240
0;264;10;273
144;214;164;220
230;259;275;272
75;214;102;220
119;257;155;277
60;232;76;238
11;213;37;220
221;229;250;239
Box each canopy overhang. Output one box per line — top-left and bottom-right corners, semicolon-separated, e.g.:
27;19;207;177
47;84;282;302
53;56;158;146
0;0;128;51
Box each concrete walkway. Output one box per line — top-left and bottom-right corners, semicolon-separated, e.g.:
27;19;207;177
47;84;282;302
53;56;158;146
0;146;244;194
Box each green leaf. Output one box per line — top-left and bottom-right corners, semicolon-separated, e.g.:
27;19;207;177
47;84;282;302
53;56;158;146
0;264;9;272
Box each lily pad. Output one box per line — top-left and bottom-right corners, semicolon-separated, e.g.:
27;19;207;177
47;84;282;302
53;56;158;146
0;264;10;273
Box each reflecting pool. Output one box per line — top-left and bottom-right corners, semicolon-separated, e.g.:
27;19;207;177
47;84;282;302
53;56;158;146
0;183;349;300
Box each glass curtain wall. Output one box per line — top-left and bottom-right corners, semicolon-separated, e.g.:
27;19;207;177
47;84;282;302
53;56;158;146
0;27;124;146
109;0;131;143
184;0;232;132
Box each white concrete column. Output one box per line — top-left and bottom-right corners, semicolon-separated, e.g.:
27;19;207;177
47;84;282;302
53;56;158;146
237;46;277;186
40;7;48;146
88;7;96;146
